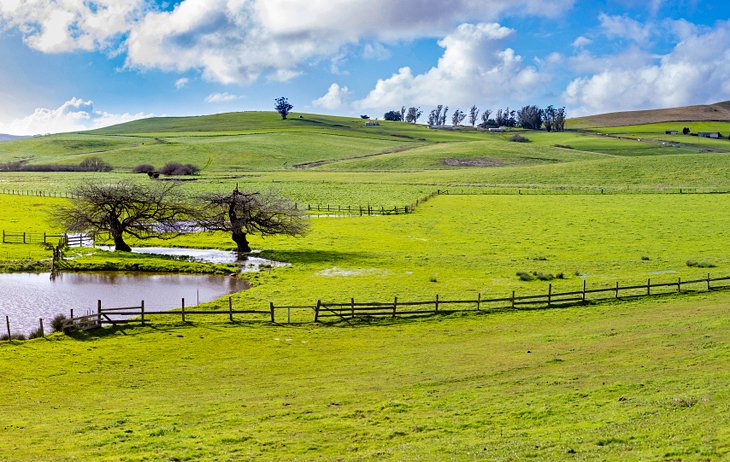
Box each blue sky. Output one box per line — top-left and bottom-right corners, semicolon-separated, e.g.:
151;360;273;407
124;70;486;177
0;0;728;135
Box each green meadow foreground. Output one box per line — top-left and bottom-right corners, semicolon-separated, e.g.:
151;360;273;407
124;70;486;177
1;110;730;460
1;293;728;461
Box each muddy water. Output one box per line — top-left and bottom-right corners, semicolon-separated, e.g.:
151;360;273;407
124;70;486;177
0;272;248;335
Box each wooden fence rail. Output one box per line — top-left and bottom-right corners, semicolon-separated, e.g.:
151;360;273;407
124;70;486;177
50;273;730;334
2;230;93;246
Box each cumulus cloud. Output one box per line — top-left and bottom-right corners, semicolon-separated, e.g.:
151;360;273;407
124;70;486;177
356;23;545;113
125;0;573;85
564;20;730;115
0;0;144;53
0;97;152;136
204;92;243;103
313;83;351;110
572;36;592;48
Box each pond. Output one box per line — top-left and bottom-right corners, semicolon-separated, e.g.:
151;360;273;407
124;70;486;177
95;246;289;272
0;272;248;336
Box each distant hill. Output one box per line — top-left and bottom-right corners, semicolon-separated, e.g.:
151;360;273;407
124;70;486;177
569;101;730;128
0;133;28;142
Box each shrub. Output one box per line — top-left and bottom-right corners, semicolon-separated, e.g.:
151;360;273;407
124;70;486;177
159;162;200;176
133;164;156;174
28;327;44;339
535;272;554;281
517;271;534;281
641;256;650;261
509;134;530;142
687;260;716;268
79;157;112;172
50;314;68;333
0;333;27;341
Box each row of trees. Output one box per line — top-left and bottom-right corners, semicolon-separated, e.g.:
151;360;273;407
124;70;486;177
56;183;307;253
384;104;566;131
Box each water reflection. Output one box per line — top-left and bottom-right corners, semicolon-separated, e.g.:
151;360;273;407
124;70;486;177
0;272;248;335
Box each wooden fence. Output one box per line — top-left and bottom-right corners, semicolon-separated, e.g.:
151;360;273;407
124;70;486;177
48;273;730;334
297;190;446;216
2;230;93;247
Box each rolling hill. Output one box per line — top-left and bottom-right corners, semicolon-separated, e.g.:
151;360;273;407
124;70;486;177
568;100;730;128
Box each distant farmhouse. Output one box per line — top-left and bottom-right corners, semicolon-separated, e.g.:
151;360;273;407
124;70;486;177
364;121;380;127
698;131;721;139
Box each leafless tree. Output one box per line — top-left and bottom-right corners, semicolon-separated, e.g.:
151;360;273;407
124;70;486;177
405;106;422;124
197;187;308;253
468;105;480;127
54;182;193;252
451;109;466;127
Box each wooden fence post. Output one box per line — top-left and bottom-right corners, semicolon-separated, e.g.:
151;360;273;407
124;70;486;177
511;291;515;309
39;319;44;338
393;297;397;318
615;281;619;298
97;300;102;327
707;273;711;290
351;298;355;318
547;284;552;306
314;300;321;322
5;316;10;341
476;293;481;311
230;297;235;322
435;294;439;313
140;300;145;326
181;298;186;322
269;301;275;323
70;309;74;321
582;280;586;302
677;277;681;293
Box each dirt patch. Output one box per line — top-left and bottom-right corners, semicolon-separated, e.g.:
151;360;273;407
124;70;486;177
442;158;507;167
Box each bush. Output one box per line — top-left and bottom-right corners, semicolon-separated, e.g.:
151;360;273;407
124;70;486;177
535;272;554;281
0;333;27;341
517;271;534;281
28;327;44;339
686;260;716;268
509;134;530;142
159;162;200;176
641;256;651;261
133;164;156;174
50;314;68;333
79;157;112;172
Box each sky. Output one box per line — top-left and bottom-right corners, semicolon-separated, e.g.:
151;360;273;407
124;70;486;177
0;0;728;135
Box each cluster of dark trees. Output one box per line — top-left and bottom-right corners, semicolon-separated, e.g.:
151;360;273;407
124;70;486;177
133;162;200;177
0;156;112;173
55;183;308;253
384;104;566;131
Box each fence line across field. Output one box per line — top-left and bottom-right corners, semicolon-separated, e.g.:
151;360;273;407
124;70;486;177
17;272;722;337
2;230;94;246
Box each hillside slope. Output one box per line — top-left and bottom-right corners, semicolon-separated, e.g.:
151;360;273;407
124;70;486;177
569;101;730;128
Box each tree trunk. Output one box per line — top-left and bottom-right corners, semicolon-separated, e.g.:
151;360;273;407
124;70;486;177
232;230;251;253
113;234;131;252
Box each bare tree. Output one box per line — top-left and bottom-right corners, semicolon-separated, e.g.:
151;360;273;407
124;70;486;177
405;106;422;124
439;106;449;126
400;106;406;122
451;109;466;127
478;109;493;128
197;187;308;254
274;97;293;120
468;105;480;127
428;105;444;126
55;182;193;252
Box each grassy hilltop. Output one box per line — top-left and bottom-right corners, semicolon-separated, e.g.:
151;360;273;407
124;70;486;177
1;106;730;460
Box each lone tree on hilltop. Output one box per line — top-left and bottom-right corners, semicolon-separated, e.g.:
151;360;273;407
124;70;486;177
197;186;308;254
54;182;193;252
274;97;293;120
383;110;403;121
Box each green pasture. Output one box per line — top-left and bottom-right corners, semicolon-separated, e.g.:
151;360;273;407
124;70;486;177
1;289;728;461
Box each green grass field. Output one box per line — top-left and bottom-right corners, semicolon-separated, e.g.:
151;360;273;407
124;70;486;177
1;110;730;460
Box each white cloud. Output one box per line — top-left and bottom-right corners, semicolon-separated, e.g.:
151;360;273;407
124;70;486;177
313;83;351;110
572;36;592;48
362;42;391;61
356;23;545;113
175;77;190;89
124;0;573;85
599;13;653;44
0;0;144;53
204;92;243;103
0;97;152;136
563;20;730;116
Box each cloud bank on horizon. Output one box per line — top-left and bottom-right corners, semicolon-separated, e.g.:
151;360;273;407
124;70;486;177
0;0;729;134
